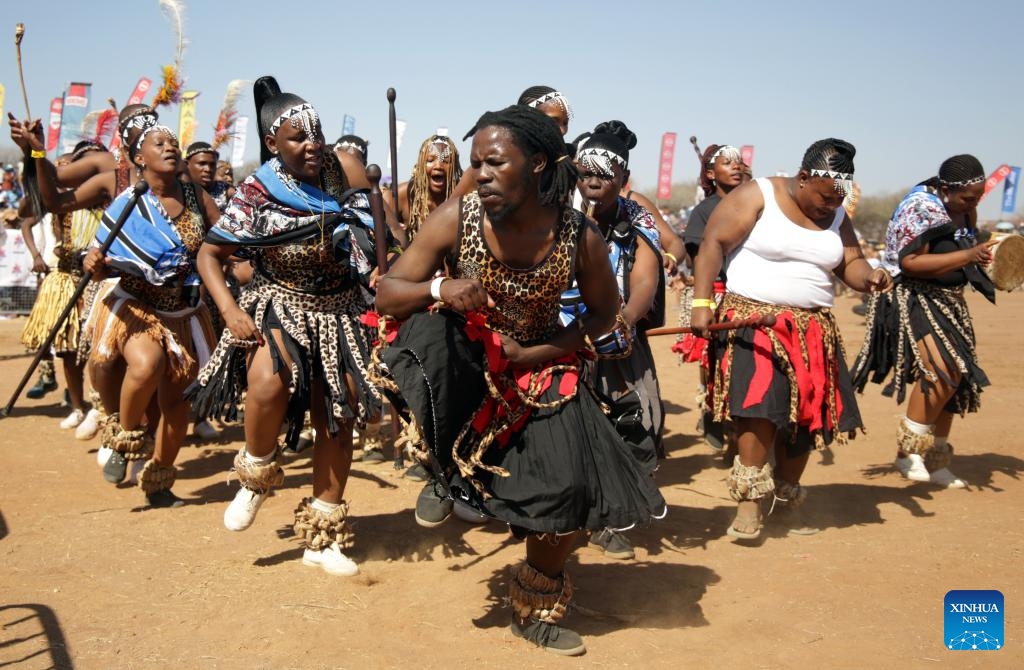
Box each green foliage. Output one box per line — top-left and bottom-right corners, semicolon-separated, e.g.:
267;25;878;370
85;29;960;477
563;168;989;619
851;191;903;242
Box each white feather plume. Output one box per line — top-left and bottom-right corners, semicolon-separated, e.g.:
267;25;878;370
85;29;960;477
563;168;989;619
158;0;187;65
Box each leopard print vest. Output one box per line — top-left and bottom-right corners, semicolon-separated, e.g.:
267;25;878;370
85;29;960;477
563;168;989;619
453;192;582;344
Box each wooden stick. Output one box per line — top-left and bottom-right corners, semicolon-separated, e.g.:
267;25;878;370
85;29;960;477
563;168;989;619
1;180;150;418
689;135;702;166
386;87;400;223
645;314;777;337
15;23;30;118
365;164;389;274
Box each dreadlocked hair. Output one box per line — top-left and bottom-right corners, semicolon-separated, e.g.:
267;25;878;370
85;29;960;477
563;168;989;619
408;136;463;234
464;105;578;208
254;76;310;164
800;138;856;175
517;85;556;105
699;144;723;197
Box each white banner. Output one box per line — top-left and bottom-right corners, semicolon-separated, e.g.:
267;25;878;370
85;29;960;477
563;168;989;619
230;116;249;170
386;119;408;175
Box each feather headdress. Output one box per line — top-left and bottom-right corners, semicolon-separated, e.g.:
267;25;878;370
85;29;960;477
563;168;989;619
79;108;119;146
211;79;247;150
151;0;188;108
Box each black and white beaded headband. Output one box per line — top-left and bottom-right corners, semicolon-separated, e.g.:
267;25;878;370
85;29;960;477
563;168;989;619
576;146;627;178
809;168;854;197
269;103;321;143
135;125;178;151
939;175;985;188
527;91;573;121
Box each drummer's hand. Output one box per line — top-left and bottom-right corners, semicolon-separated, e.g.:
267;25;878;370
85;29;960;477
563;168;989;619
82;248;109;278
690;307;713;339
865;267;892;293
965;238;999;268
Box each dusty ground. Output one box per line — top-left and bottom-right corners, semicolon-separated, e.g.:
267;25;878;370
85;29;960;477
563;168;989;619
1;291;1021;669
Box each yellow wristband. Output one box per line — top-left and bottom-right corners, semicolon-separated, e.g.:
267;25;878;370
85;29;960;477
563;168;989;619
31;149;45;159
692;298;716;309
663;251;677;264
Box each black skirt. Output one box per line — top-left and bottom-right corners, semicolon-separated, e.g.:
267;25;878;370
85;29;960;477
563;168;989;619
850;278;989;415
380;311;666;534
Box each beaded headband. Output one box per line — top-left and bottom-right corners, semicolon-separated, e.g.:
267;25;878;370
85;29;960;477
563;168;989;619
185;145;217;160
135;124;178;151
939;175;985;188
269;103;321;143
120;112;158;145
336;140;365;155
576;146;627;178
809;168;854;197
708;145;740;166
527;91;573;121
426;137;454;163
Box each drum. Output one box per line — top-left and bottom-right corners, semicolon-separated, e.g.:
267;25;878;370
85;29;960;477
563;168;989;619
989;234;1024;292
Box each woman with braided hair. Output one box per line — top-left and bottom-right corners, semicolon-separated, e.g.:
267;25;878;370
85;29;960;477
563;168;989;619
564;121;666;561
851;155;996;489
383;134;463;242
16;112;220;507
676;144;746;454
376;105;665;656
691;138;891;541
191;76;391;577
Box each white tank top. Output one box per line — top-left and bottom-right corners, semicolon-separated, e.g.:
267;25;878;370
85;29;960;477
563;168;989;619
725;178;845;308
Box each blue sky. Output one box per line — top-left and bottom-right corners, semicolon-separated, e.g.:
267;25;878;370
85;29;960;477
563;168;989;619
1;0;1021;219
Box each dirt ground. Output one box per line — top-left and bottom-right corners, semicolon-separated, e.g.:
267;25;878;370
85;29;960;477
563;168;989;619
1;290;1021;670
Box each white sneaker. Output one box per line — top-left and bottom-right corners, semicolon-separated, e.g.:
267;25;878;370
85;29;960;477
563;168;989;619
96;445;113;467
896;454;930;481
76;409;102;440
302;543;359;576
193;420;221;441
453;500;490;524
59;408;86;429
223;487;268;531
929;467;967;489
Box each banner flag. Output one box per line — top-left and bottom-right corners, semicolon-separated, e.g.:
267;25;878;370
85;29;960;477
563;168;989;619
386;119;408;174
58;82;91;156
1001;166;1020;215
656;132;677;201
982;164;1011;200
342;114;355;136
46;97;64;153
0;83;5;128
230;116;248;170
178;91;200;147
740;145;755;168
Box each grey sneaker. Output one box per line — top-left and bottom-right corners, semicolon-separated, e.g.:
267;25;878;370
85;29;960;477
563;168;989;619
414;480;453;528
146;488;185;508
403;462;430;482
510;617;586;656
360;447;386;464
103;451;128;484
589;528;635;560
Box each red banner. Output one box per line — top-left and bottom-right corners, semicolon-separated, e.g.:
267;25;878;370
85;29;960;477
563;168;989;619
740;145;755;168
657;132;677;201
110;78;153;150
981;164;1012;200
46;97;63;152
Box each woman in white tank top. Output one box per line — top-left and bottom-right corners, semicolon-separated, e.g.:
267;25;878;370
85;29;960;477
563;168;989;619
689;139;891;542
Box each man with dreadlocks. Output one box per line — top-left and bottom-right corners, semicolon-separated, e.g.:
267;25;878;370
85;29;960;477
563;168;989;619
851;155;996;489
691;138;891;542
375;105;665;656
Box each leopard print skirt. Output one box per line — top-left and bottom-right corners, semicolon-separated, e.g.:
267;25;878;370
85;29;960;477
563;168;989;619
190;274;382;449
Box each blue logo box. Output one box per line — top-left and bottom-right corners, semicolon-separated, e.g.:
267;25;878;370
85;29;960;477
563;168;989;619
945;590;1003;651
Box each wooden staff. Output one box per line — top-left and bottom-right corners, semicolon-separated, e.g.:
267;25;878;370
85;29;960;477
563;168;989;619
645;314;777;337
386;87;400;223
365;164;389;274
1;180;150;418
15;23;30;117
